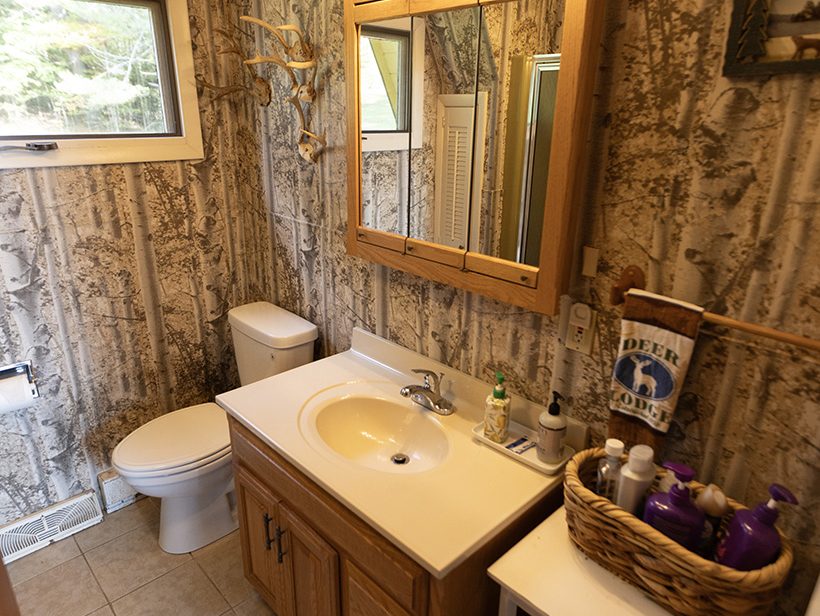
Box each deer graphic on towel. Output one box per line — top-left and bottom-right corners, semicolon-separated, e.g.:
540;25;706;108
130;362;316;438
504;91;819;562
630;356;658;397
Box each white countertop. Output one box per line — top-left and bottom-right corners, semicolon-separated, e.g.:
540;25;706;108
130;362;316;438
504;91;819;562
217;329;586;579
488;507;672;616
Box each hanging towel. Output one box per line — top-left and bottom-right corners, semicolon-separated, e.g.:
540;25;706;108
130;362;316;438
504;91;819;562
609;290;703;448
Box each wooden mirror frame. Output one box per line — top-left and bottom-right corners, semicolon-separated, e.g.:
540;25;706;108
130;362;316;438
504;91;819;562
345;0;604;315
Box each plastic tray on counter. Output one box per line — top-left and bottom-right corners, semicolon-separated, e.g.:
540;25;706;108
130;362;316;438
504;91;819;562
472;420;575;475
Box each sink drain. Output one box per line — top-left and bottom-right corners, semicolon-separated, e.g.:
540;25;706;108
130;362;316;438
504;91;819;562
391;453;410;465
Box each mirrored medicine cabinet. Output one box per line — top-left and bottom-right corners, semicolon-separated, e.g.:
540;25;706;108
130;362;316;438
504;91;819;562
345;0;603;315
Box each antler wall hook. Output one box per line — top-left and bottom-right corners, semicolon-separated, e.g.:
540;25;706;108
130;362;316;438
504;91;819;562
238;16;323;162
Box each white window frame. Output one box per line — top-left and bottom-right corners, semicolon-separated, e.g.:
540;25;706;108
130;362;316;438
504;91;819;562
0;0;203;169
361;17;424;153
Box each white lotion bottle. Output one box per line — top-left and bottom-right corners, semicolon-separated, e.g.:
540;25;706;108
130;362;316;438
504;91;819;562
537;391;566;463
614;444;655;515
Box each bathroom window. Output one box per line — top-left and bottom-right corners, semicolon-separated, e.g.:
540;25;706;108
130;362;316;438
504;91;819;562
0;0;203;168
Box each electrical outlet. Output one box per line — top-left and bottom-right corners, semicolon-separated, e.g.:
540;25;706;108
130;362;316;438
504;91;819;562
565;302;596;355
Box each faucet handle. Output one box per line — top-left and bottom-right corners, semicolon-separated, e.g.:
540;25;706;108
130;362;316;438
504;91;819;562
412;368;443;394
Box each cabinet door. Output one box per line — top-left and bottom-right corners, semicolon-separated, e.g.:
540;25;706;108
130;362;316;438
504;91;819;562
281;504;340;616
344;561;413;616
234;466;287;612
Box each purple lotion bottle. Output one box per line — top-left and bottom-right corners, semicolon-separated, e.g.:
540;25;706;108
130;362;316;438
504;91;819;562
715;484;798;571
643;462;705;550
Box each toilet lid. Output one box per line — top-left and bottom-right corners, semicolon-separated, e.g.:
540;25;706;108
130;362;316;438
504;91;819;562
113;403;230;474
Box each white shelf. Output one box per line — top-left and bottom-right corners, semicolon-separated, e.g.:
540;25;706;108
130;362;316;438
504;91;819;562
488;507;673;616
471;420;574;475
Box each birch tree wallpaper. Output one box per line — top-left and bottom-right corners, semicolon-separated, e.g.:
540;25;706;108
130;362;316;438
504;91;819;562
0;0;817;613
0;0;271;524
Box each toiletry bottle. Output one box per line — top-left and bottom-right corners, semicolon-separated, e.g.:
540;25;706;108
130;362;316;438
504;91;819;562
614;444;655;515
643;462;705;550
483;371;510;443
695;484;729;557
596;438;624;500
715;484;798;570
537;391;566;463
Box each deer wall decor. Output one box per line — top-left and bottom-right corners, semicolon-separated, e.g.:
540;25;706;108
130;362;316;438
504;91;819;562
239;16;325;163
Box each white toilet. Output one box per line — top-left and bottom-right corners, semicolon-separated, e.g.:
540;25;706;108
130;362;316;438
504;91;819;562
112;302;318;553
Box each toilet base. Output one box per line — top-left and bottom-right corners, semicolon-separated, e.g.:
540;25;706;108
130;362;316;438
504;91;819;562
158;489;238;554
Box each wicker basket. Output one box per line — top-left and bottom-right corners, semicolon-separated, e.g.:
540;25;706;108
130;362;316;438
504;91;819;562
563;447;793;616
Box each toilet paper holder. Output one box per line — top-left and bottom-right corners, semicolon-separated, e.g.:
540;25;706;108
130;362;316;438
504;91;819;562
0;360;40;399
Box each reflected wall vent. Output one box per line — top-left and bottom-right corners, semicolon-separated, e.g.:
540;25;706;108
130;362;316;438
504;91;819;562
0;491;102;564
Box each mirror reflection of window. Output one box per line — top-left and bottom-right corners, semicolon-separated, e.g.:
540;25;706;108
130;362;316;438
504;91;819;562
360;27;410;132
359;21;420;237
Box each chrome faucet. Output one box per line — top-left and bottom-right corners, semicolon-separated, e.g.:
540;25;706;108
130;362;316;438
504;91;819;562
400;369;455;416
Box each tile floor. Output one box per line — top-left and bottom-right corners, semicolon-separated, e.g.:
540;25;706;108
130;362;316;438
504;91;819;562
7;498;275;616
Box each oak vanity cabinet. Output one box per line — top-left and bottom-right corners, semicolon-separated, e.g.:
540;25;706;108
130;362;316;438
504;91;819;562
230;417;558;616
235;465;340;616
231;417;428;616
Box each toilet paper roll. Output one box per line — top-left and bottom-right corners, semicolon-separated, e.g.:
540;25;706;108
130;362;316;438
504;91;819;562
0;373;37;413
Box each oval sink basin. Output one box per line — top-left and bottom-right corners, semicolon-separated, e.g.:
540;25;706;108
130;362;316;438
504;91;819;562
302;390;450;473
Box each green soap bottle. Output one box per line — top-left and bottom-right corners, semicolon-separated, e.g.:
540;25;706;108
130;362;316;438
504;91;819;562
483;371;510;443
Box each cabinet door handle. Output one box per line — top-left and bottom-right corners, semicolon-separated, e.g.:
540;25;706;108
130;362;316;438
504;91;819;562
275;526;287;564
263;513;274;550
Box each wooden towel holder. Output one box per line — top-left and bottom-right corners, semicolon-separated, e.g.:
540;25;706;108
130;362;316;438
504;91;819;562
610;266;820;353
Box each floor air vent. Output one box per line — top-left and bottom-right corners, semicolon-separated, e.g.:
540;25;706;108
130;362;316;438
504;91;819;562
0;491;102;563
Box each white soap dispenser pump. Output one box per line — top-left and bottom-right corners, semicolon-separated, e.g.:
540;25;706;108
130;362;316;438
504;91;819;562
537;391;566;463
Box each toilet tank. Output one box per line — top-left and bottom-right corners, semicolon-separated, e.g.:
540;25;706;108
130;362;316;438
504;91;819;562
228;302;318;385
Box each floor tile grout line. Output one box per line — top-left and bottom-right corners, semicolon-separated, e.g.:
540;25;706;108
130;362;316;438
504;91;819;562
76;502;159;555
191;558;233;611
81;548;116;607
193;556;232;605
8;534;81;589
82;514;190;604
78;517;157;556
106;554;194;607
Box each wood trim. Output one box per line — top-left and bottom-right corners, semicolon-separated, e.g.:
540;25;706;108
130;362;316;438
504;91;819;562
231;419;429;615
0;557;19;616
535;0;605;314
344;560;413;616
356;240;538;309
232;465;284;612
280;503;341;616
345;0;605;315
408;0;479;14
345;0;363;254
405;238;465;268
355;227;407;252
354;0;411;22
464;252;538;288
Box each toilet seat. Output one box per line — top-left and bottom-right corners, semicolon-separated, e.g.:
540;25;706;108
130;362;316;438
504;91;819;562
113;403;230;477
116;445;232;480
